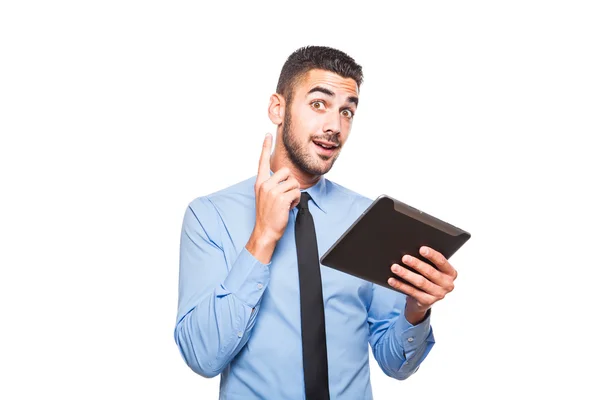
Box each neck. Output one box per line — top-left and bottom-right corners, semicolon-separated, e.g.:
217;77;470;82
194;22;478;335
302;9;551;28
270;136;321;190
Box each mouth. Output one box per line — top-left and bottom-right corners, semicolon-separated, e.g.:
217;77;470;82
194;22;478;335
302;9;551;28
312;139;340;156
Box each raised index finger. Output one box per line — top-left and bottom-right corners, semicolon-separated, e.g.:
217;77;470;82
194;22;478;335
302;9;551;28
257;133;273;186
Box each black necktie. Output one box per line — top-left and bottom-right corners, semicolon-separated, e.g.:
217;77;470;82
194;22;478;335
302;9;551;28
295;192;330;400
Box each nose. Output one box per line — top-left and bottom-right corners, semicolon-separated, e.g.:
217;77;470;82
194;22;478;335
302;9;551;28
322;109;341;135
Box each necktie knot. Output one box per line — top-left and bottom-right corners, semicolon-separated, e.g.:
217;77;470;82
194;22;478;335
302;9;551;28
297;192;311;211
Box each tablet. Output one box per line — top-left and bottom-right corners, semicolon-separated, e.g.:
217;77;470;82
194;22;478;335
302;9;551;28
319;194;471;292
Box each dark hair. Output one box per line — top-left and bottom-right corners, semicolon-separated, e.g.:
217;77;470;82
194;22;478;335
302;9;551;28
275;45;363;103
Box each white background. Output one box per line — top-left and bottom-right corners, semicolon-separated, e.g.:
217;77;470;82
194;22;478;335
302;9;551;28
1;1;599;399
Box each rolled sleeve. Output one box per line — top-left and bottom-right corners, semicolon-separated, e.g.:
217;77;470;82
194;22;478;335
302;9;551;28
222;246;271;309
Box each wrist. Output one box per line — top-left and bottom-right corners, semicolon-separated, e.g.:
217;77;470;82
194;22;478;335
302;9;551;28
246;229;277;264
404;298;429;325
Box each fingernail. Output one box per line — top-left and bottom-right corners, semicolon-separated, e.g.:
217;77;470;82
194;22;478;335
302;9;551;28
388;278;395;285
392;264;399;273
403;255;412;264
421;247;429;256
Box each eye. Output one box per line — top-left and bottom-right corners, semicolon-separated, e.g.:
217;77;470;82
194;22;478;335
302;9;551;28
311;101;325;110
341;109;354;118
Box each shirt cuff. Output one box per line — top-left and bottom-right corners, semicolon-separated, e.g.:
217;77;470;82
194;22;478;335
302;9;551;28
394;309;432;353
222;246;270;308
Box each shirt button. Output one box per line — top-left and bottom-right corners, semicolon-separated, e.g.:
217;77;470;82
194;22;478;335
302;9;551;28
257;283;263;289
407;337;414;342
237;331;243;338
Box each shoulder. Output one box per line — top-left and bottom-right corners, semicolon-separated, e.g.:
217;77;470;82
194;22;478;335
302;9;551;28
186;174;256;220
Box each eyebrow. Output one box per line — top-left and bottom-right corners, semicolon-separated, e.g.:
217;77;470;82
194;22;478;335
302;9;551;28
307;86;359;107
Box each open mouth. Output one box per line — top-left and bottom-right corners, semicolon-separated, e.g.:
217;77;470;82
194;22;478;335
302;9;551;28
312;140;339;153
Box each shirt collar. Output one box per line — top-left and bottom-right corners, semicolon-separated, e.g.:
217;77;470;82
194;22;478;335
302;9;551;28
269;170;328;214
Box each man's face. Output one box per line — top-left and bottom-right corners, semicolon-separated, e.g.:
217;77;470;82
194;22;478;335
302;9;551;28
282;69;359;176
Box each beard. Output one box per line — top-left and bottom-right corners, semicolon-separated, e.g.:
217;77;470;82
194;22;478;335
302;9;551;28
281;109;341;176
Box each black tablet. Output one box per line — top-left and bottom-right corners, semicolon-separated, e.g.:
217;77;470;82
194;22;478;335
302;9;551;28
319;194;471;292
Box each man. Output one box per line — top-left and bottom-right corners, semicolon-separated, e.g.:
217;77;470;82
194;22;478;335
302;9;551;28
174;46;458;399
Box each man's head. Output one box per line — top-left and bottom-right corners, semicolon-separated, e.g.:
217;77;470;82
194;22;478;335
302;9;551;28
269;46;363;176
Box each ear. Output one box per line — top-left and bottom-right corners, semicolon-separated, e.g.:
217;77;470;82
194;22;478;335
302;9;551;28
268;93;285;125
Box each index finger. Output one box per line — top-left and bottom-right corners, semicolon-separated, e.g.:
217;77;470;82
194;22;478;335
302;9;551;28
420;246;457;279
257;133;273;185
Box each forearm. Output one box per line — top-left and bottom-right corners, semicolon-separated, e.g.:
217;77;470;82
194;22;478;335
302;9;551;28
175;245;271;378
175;289;256;377
372;310;435;380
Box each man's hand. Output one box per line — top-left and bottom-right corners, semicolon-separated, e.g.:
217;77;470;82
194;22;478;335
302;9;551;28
387;246;458;324
246;134;301;264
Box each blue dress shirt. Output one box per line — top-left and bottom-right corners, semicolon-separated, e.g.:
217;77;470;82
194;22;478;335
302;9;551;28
174;172;435;399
